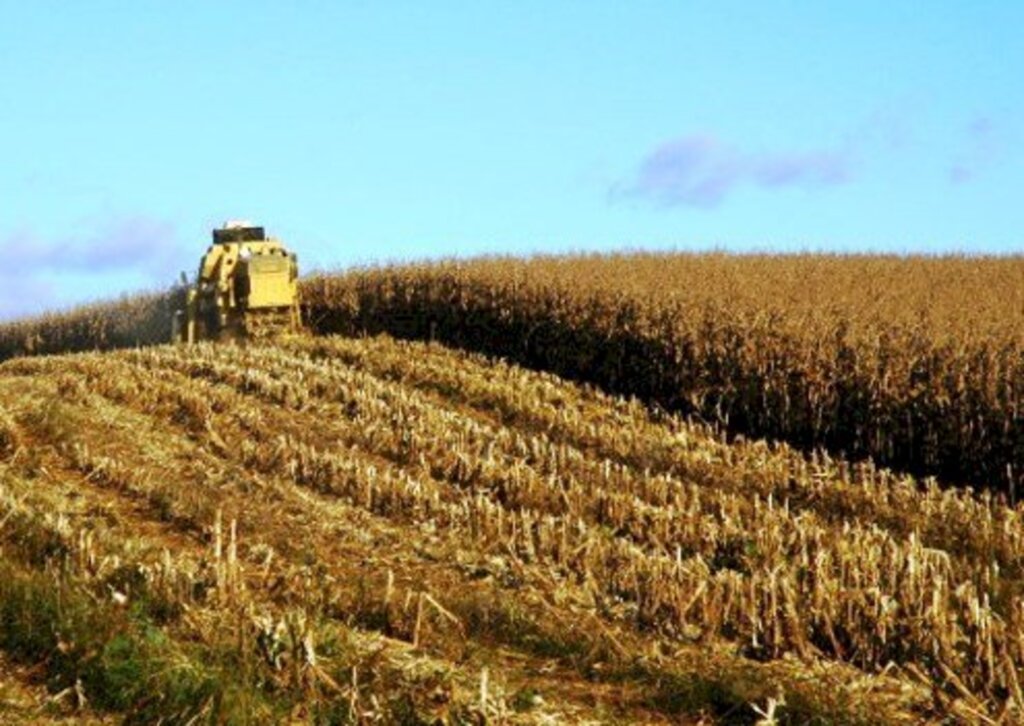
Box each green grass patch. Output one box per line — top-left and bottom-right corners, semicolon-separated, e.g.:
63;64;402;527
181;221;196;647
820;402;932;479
0;562;283;724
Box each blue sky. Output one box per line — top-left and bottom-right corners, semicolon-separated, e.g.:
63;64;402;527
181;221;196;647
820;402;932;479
1;1;1021;318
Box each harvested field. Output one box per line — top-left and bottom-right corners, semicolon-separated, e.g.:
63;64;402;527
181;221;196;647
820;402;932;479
1;334;1020;722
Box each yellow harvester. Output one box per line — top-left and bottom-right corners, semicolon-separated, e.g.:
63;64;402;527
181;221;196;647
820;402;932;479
173;222;302;343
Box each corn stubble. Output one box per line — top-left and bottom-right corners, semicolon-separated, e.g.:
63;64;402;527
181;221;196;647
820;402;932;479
0;334;1016;722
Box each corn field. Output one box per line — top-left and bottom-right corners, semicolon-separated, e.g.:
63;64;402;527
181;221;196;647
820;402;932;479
0;289;184;360
1;335;1022;722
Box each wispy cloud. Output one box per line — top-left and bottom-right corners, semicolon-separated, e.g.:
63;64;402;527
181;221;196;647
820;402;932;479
0;215;185;320
1;217;184;275
616;134;852;208
949;116;999;185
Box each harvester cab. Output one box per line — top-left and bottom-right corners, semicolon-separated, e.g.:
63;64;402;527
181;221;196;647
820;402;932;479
173;221;302;343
